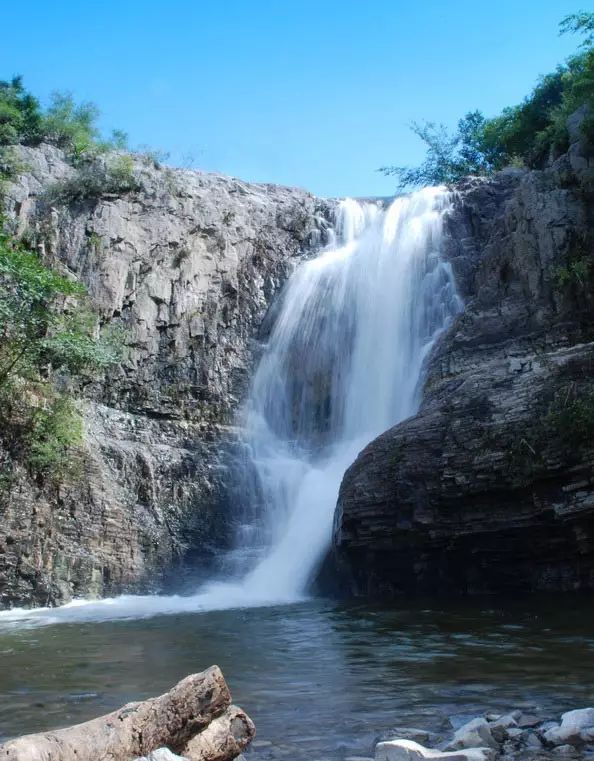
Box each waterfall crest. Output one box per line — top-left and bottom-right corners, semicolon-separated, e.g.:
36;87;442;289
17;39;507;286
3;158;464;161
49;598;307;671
0;188;462;625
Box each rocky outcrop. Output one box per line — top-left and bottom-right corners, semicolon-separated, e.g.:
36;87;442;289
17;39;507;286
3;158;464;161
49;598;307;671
375;706;594;760
0;145;333;607
333;123;594;596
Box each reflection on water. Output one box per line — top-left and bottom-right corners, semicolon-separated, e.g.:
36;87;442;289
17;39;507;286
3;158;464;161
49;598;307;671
1;597;594;759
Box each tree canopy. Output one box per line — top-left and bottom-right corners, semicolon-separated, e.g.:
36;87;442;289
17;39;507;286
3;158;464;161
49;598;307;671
381;12;594;189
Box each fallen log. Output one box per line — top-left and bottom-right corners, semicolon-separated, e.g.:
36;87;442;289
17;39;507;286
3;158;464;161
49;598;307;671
0;666;254;761
180;705;255;761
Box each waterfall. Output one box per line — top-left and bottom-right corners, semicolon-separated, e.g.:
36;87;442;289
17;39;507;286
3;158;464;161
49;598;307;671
223;188;462;602
0;188;462;625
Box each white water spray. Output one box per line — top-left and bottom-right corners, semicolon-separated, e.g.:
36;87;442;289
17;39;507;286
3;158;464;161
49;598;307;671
0;189;462;627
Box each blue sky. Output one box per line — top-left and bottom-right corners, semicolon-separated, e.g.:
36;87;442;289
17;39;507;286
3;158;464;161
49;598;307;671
2;0;589;197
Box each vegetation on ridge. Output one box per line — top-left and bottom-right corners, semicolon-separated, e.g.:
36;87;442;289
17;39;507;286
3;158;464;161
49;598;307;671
0;76;127;160
380;12;594;188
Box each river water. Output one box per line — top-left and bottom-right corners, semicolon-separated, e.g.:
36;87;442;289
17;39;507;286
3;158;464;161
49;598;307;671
1;597;594;757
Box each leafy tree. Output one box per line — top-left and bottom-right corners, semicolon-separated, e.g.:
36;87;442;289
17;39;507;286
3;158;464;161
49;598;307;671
42;92;103;159
382;12;594;189
0;76;43;146
0;229;122;478
0;230;121;386
480;70;567;167
560;11;594;48
379;112;495;189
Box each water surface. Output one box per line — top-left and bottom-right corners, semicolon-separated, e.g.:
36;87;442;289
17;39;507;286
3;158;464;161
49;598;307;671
1;597;594;759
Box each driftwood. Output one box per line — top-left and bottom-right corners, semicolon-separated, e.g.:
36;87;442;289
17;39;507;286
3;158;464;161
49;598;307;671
0;666;255;761
181;705;255;761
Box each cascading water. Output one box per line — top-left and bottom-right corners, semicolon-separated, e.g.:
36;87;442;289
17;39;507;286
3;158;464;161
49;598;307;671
0;188;462;626
224;188;462;603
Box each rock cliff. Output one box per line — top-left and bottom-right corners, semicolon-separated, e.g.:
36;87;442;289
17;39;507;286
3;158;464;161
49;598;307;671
0;145;334;607
333;121;594;596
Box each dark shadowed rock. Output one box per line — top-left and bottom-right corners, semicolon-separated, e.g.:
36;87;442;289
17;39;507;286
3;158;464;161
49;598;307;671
333;124;594;597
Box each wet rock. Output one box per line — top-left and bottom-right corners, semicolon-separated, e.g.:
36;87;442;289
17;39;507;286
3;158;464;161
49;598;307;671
544;708;594;746
489;714;519;743
375;739;496;761
552;745;579;757
445;719;499;751
383;729;437;745
517;715;542;729
524;732;544;750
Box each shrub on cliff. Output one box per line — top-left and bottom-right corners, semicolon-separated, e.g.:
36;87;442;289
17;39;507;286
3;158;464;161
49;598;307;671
382;12;594;189
45;154;140;203
0;76;44;146
0;77;127;157
42;91;128;161
0;229;121;478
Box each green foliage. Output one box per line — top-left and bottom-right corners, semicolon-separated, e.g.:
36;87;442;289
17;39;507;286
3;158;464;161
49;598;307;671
0;76;43;146
0;228;123;480
560;11;594;48
0;75;129;168
545;382;594;450
0;232;83;384
42;92;101;159
554;234;593;294
0;380;84;480
555;257;591;289
27;393;83;477
0;232;121;375
481;69;568;168
0;77;42;194
39;92;129;162
379;112;496;188
382;13;594;189
46;153;139;203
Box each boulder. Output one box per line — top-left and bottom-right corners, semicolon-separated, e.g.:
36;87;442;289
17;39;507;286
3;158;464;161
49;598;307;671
445;719;499;751
488;713;519;743
375;739;496;761
544;707;594;746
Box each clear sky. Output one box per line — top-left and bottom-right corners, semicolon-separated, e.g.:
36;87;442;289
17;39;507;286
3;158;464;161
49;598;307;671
1;0;589;197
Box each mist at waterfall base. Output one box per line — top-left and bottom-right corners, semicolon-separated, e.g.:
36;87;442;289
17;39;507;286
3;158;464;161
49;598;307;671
0;188;462;628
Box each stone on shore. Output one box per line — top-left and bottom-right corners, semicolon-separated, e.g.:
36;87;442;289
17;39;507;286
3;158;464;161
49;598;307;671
375;739;496;761
544;707;594;746
444;719;499;751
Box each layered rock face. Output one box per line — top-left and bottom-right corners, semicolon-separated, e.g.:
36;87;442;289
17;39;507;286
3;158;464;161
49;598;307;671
0;145;333;607
333;128;594;596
